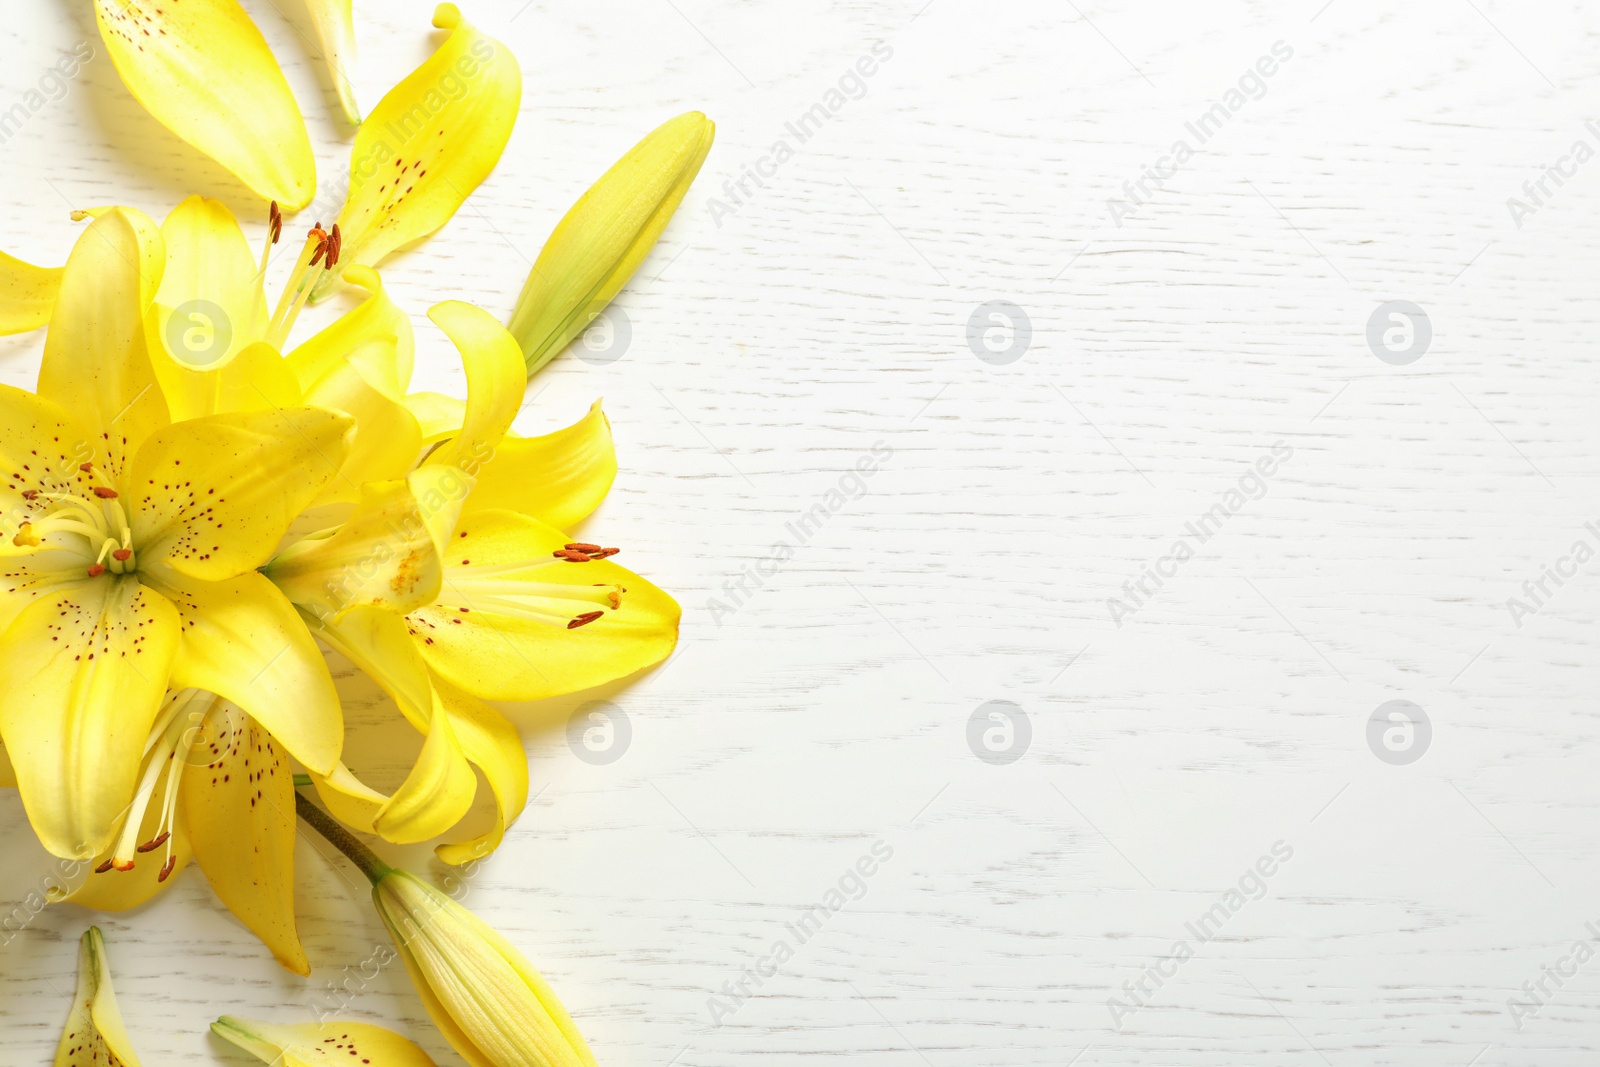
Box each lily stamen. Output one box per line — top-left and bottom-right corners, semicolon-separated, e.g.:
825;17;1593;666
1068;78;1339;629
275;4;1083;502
102;691;206;875
264;223;343;349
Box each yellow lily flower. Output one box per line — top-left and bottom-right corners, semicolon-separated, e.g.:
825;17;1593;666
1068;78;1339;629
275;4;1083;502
213;1017;438;1067
0;208;353;871
92;0;316;208
263;305;677;859
509;112;715;373
54;927;144;1067
295;793;599;1067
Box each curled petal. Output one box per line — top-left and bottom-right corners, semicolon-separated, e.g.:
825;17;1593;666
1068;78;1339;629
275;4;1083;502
466;400;618;531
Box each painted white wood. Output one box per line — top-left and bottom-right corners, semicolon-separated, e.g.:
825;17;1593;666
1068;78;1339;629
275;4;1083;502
3;0;1600;1064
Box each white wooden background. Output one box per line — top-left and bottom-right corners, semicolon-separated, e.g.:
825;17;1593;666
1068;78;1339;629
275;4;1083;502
3;0;1600;1064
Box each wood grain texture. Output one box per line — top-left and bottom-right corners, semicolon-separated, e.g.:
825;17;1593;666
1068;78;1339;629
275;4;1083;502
3;0;1600;1064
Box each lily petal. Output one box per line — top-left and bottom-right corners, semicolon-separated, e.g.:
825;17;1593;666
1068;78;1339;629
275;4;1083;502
373;694;477;845
152;196;269;367
55;928;144;1067
509;112;714;373
314;4;521;300
0;249;62;335
267;465;472;619
302;604;432;729
39;208;170;481
213;1017;438;1067
404;392;467;446
288;265;415;399
143;567;344;777
131;407;354;582
309;761;389;835
465;401;617;531
0;738;14;788
0;579;180;859
304;0;363;125
301;362;424;506
92;1;316;208
411;510;680;702
151;336;305;423
432;676;528;865
184;701;309;975
426;301;526;475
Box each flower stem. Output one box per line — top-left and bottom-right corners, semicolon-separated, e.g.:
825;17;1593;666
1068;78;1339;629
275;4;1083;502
294;790;392;886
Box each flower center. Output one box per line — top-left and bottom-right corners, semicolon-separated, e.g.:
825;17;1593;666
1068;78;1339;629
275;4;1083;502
11;462;138;577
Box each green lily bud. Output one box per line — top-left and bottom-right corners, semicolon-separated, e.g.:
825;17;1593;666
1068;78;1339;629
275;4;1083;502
508;111;714;374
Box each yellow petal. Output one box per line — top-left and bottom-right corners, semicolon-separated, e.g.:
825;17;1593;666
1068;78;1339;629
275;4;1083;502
411;510;680;702
266;465;473;619
212;1017;438;1067
465;400;617;531
288;265;414;399
301;604;433;729
131;407;354;582
151;336;305;423
0;579;180;859
92;1;315;207
55;928;145;1067
184;701;309;975
304;0;362;125
0;249;62;335
432;676;528;865
152;195;269;365
39;208;170;480
509;112;714;373
314;5;521;301
0;737;14;788
373;693;477;844
404;391;467;446
302;363;424;507
309;762;386;834
143;567;344;777
426;301;526;475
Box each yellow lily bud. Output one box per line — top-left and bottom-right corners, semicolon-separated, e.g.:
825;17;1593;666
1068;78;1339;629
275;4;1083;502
508;111;715;374
374;868;598;1067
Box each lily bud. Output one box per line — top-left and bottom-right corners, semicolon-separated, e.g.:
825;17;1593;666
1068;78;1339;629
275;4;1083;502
508;111;715;374
373;868;598;1067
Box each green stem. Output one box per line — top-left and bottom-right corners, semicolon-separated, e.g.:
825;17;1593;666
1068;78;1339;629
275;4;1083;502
294;790;392;886
292;773;312;787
